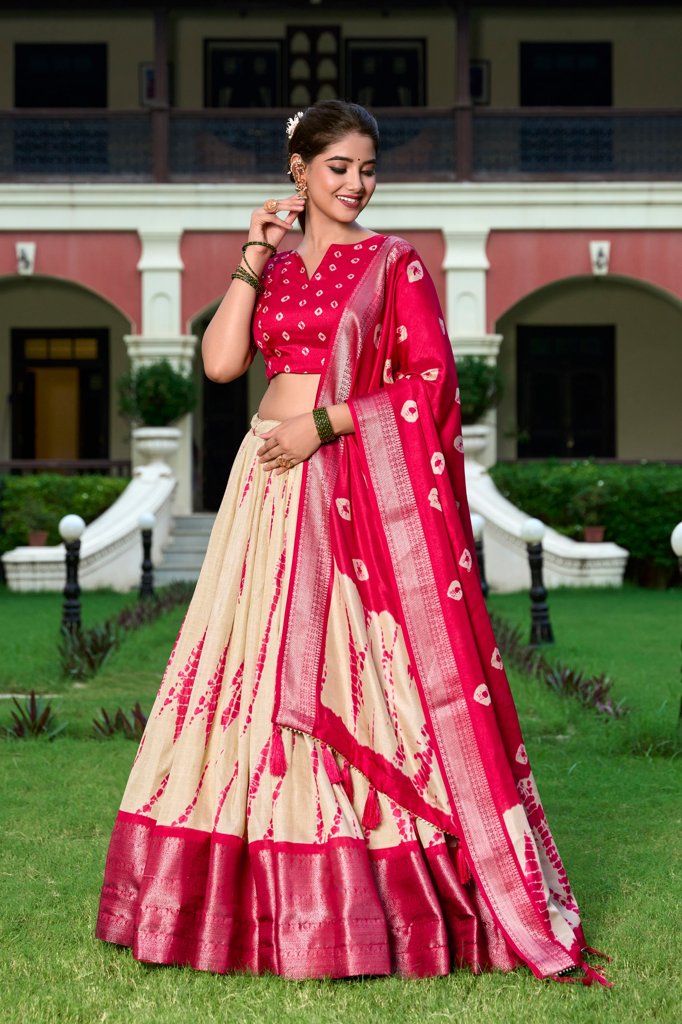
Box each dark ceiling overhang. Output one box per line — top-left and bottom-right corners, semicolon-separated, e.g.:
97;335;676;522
5;1;681;12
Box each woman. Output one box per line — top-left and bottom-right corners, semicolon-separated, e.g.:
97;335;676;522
96;101;610;986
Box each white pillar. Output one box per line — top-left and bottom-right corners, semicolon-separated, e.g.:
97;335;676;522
124;229;197;514
443;228;502;468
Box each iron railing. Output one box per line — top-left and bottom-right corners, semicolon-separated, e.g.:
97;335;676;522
0;107;680;182
474;107;682;179
0;110;153;180
169;108;457;181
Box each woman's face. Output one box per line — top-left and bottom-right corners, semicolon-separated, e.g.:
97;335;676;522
294;131;377;226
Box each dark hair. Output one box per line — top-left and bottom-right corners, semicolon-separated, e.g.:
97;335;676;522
286;100;380;232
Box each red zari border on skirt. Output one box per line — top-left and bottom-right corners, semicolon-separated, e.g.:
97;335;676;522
96;809;526;980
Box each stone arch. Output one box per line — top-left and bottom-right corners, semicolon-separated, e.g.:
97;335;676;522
0;273;134;464
493;273;682;462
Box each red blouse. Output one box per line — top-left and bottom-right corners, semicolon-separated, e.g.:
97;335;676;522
252;234;385;380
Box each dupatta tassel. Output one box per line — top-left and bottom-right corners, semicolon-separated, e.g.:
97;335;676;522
552;962;613;988
455;841;472;886
341;760;354;802
321;744;343;784
269;726;287;777
583;945;613;963
361;785;382;831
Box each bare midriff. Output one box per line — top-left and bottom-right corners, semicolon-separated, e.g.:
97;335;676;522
257;372;322;422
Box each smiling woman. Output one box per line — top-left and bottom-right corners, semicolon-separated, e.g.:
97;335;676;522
95;101;610;988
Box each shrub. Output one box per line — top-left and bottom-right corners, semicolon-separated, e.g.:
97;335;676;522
117;360;197;426
489;460;682;586
59;581;194;681
4;691;67;740
93;702;148;740
58;621;121;680
456;356;504;425
489;612;628;719
0;475;128;554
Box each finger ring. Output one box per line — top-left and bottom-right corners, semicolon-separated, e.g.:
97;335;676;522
264;199;278;213
277;455;293;469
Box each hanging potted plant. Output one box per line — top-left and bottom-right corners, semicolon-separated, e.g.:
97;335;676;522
455;356;504;457
117;360;197;466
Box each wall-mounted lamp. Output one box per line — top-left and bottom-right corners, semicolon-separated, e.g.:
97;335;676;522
16;242;36;276
589;240;611;276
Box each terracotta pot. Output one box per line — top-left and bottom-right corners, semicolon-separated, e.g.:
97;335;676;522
28;530;49;547
583;525;606;543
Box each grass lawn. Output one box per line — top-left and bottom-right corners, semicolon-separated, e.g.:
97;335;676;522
0;583;680;1024
488;585;682;743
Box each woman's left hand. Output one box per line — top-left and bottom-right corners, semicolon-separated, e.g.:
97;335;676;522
257;413;322;474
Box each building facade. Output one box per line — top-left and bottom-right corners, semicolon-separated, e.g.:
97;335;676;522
1;0;681;513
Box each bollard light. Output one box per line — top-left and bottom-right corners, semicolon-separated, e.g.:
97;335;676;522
671;522;682;561
521;517;554;647
470;513;489;599
59;514;86;632
139;511;156;600
521;517;545;546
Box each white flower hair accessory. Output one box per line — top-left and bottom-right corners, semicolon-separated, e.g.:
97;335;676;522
286;111;305;139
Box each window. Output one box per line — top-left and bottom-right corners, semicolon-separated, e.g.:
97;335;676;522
516;325;615;458
346;40;426;107
14;43;107;107
204;40;283;107
520;43;612;107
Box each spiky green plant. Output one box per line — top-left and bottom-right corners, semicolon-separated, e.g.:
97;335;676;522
5;691;67;740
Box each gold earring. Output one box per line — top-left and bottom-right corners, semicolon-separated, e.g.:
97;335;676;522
290;160;307;198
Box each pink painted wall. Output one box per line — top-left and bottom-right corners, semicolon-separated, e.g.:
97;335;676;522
487;230;682;331
181;232;243;329
181;229;446;327
0;232;141;329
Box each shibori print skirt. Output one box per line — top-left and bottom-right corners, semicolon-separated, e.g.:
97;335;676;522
95;415;522;980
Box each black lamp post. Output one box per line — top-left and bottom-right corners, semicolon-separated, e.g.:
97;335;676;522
671;522;682;723
138;511;156;600
521;517;554;647
59;514;86;632
471;512;489;598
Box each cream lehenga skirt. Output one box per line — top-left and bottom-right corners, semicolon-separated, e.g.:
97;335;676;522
95;416;521;979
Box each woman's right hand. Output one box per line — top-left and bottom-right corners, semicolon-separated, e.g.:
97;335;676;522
249;194;306;251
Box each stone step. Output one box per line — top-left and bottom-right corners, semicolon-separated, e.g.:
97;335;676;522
154;567;202;586
172;514;216;536
154;512;217;584
158;550;207;571
165;534;212;553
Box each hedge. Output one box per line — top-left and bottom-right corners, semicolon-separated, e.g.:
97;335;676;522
488;460;682;587
0;474;129;555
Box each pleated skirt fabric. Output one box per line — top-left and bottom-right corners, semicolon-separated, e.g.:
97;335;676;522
95;416;520;979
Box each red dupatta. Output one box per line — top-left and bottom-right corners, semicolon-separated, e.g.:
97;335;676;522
272;235;592;981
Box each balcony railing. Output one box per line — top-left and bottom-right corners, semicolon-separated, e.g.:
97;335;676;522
0;107;680;182
0;110;153;180
474;107;682;178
